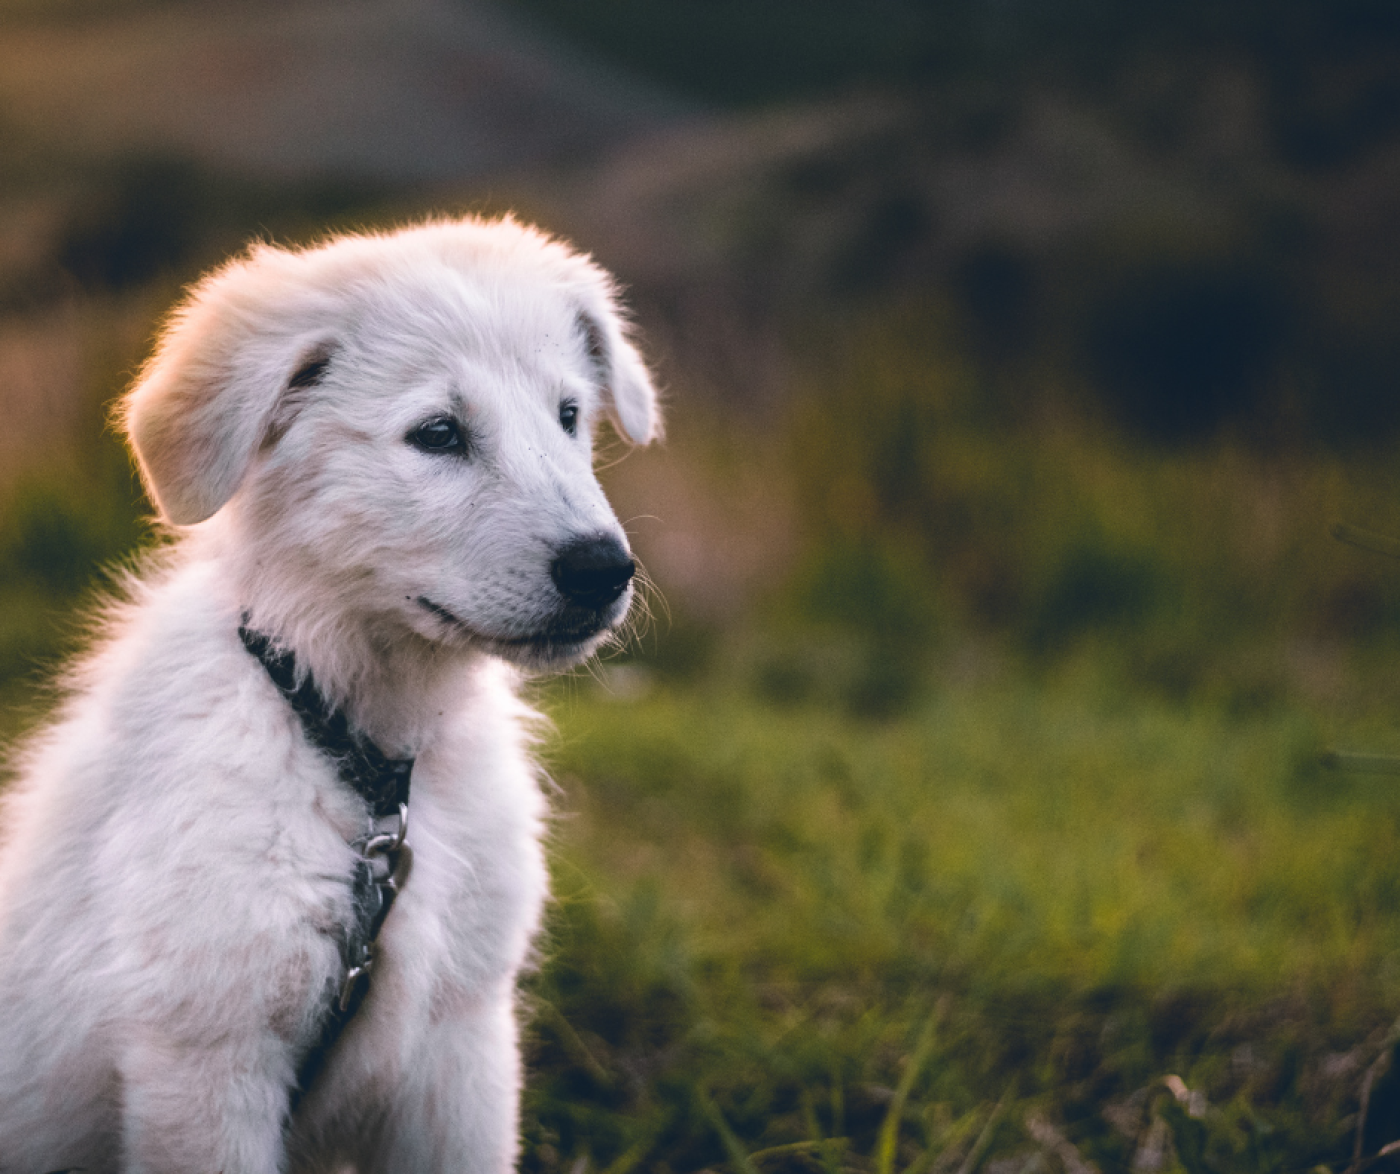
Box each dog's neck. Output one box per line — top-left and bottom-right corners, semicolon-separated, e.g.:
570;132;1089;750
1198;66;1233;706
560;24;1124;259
248;614;471;757
192;519;501;756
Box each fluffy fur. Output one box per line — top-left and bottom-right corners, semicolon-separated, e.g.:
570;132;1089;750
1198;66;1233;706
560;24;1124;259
0;216;660;1173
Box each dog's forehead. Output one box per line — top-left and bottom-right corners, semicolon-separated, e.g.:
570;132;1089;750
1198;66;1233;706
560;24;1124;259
347;265;591;390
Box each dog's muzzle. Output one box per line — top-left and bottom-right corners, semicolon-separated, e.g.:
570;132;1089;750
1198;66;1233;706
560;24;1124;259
416;534;635;660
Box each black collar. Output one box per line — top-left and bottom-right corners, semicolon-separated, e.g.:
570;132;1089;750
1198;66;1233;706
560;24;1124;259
239;617;417;1106
237;621;413;819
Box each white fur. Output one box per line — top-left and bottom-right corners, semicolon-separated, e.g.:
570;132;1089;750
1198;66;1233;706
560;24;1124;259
0;217;660;1173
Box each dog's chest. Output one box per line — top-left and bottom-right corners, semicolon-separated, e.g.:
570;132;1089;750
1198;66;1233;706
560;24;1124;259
292;712;550;1121
356;708;549;1007
221;641;550;999
222;665;544;972
110;637;548;1043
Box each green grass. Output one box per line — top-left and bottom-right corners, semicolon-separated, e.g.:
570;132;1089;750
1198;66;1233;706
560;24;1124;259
522;669;1400;1172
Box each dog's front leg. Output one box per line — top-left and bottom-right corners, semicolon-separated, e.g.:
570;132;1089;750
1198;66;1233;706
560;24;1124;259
120;1030;291;1174
360;980;522;1174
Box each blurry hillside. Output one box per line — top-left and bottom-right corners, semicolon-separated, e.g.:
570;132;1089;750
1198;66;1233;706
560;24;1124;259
0;0;687;484
4;0;1400;607
0;0;682;182
539;0;1400;444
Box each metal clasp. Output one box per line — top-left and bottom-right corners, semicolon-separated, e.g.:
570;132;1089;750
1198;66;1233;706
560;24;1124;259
363;802;413;893
338;958;373;1011
337;934;377;1011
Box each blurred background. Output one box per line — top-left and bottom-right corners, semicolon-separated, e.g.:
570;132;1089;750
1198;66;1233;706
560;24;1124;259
5;0;1400;1169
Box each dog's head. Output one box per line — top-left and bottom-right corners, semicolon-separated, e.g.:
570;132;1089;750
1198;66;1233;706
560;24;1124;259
122;217;660;669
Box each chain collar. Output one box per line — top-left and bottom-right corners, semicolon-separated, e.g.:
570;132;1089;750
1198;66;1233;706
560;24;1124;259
238;618;414;1105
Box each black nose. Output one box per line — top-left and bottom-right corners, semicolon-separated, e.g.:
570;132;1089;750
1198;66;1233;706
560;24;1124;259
550;534;635;610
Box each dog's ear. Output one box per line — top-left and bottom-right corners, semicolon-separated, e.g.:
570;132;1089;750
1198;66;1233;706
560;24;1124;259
121;249;334;525
577;308;661;445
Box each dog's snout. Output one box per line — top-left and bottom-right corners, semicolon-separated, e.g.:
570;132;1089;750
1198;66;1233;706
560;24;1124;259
550;535;635;610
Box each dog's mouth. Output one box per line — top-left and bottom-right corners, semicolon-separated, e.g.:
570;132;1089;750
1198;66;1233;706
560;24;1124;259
416;596;615;661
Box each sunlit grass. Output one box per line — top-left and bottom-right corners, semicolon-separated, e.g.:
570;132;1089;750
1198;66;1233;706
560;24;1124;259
523;669;1400;1171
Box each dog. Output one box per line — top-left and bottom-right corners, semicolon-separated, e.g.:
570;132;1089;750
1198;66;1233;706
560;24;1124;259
0;216;659;1173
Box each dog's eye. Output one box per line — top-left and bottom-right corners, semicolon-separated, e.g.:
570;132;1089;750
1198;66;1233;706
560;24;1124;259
408;417;467;454
559;400;579;437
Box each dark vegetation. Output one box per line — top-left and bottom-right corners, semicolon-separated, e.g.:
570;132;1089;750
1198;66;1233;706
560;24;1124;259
4;0;1400;1168
54;156;383;294
505;0;1400;148
507;0;1400;450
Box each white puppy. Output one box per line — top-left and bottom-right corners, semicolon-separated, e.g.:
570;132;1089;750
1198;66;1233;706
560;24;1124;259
0;216;659;1173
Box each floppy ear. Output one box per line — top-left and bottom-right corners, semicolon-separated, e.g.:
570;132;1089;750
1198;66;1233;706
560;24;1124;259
577;308;661;445
121;249;335;525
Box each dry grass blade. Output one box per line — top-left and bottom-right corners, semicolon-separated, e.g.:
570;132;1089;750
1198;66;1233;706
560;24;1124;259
955;1097;1009;1174
1320;751;1400;776
894;1107;982;1174
747;1139;852;1167
599;1124;667;1174
875;1010;941;1174
1025;1112;1099;1174
701;1090;764;1174
1349;1015;1400;1173
800;1086;847;1174
535;998;614;1088
1331;522;1400;560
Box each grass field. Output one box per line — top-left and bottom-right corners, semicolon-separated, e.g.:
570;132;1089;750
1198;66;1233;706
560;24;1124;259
514;661;1400;1174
